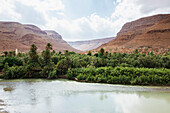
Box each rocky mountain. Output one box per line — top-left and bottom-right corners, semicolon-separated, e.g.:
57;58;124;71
68;37;115;51
97;14;170;54
0;22;79;52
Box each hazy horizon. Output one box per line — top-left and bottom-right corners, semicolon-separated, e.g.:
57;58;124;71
0;0;170;41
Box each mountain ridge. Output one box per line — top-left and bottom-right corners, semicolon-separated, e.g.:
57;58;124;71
0;21;79;52
96;14;170;54
68;37;115;51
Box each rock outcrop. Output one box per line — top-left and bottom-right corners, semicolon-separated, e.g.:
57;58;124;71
0;22;79;52
97;14;170;54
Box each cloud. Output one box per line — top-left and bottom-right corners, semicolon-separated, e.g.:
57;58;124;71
41;0;170;41
0;0;170;41
14;1;46;25
43;13;118;41
0;0;22;21
137;0;170;13
112;0;170;21
110;0;170;36
16;0;64;12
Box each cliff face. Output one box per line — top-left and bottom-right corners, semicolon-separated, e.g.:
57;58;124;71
117;14;169;36
68;37;115;51
97;14;170;54
44;30;62;40
0;22;79;52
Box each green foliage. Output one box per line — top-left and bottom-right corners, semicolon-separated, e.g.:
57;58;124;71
104;51;109;58
58;51;62;54
0;59;3;71
29;44;39;62
56;58;72;75
1;43;170;86
51;56;59;65
25;44;41;78
67;66;170;85
3;57;23;67
39;43;57;78
17;53;23;57
46;43;52;50
134;49;139;54
25;62;41;78
4;63;25;79
41;62;56;78
87;51;92;56
3;51;8;57
94;53;98;57
42;50;51;64
100;48;105;55
52;50;56;54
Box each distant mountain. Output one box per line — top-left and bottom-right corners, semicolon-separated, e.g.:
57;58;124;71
68;37;115;51
0;22;79;52
97;14;170;54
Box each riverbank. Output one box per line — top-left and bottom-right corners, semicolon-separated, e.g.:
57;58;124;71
67;67;170;86
0;79;170;92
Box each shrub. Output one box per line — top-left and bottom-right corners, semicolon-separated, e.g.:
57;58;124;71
66;66;170;85
3;57;23;67
4;64;25;79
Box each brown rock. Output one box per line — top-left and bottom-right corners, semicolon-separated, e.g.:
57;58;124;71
0;22;79;53
97;14;170;54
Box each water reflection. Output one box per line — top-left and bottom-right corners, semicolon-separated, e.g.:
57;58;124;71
0;79;169;113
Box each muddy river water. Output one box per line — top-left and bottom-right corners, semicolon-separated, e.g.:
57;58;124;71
0;79;170;113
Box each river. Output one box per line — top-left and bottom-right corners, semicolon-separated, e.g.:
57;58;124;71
0;79;170;113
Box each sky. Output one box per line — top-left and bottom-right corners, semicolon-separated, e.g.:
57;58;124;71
0;0;170;41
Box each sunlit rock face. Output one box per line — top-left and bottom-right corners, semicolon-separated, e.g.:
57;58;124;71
0;22;79;52
97;14;170;54
44;30;62;40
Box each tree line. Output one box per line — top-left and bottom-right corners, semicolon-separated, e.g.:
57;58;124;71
0;43;169;85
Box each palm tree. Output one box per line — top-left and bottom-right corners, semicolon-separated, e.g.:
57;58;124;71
29;44;39;61
100;48;105;56
46;43;52;50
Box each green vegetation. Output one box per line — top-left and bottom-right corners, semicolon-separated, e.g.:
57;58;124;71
67;67;169;85
0;44;169;86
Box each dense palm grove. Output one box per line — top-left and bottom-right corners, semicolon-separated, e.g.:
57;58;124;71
0;43;170;85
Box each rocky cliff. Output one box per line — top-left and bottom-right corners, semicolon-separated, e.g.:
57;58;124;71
68;37;115;51
97;14;170;54
0;22;79;52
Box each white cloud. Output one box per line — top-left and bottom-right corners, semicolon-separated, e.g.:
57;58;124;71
112;0;142;20
43;13;118;41
116;0;122;3
110;0;170;37
0;0;170;41
16;0;64;12
137;0;170;13
0;0;22;21
112;0;170;22
15;0;65;25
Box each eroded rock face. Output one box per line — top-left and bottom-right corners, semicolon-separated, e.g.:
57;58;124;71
117;14;169;36
44;30;62;40
0;22;79;52
97;14;170;54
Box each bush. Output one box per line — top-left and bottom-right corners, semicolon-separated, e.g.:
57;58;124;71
56;58;72;75
67;66;170;85
4;64;25;79
51;56;59;65
3;57;23;67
